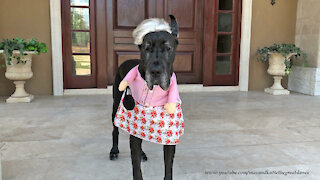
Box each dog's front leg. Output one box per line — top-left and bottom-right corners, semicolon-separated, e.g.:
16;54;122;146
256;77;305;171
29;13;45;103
163;145;176;180
109;124;119;160
130;135;143;180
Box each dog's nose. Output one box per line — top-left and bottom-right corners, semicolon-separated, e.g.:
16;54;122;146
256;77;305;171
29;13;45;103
151;69;161;77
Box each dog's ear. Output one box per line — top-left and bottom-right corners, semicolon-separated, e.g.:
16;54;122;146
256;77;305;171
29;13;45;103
169;15;179;38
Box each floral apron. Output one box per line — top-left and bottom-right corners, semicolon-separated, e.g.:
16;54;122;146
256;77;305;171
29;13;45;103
114;92;184;145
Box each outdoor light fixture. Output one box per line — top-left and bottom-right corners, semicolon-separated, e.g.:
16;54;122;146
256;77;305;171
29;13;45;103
271;0;276;5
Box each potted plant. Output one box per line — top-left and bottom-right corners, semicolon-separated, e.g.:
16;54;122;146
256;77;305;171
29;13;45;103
256;44;307;95
0;38;48;103
256;43;307;95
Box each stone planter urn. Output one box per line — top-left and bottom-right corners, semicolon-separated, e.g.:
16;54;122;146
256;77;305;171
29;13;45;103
0;50;35;103
265;52;296;95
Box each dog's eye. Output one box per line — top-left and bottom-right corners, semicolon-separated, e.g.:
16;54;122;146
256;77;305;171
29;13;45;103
145;46;151;51
166;46;172;51
144;43;152;51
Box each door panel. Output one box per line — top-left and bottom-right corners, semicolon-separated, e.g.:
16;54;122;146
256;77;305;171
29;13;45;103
107;0;203;84
173;52;193;72
115;0;148;28
116;51;140;68
166;0;195;30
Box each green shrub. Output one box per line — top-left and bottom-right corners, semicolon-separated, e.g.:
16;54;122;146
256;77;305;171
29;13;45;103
0;37;48;65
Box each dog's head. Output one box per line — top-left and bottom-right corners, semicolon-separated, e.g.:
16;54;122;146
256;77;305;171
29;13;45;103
133;15;179;91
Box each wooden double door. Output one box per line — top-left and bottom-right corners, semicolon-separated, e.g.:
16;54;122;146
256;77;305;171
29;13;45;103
62;0;241;89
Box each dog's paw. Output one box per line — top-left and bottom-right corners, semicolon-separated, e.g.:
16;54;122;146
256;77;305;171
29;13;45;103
110;148;120;161
110;153;118;160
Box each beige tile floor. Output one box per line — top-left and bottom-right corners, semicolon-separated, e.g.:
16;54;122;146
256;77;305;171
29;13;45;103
0;91;320;180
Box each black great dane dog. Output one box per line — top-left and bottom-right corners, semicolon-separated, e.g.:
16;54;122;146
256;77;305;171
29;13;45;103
110;15;179;180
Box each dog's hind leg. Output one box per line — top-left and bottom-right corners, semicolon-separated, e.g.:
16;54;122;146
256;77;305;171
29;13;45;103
130;135;143;180
163;145;176;180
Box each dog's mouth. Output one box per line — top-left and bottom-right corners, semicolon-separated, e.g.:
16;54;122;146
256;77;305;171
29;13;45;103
145;71;170;91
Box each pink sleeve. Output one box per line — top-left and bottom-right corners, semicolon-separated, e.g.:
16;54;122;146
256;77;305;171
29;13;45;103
167;73;179;103
123;65;138;83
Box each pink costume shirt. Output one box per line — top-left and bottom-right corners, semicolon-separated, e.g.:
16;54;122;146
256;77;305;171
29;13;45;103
123;65;180;106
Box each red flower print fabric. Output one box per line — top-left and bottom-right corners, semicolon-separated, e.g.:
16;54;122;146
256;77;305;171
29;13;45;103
114;93;184;145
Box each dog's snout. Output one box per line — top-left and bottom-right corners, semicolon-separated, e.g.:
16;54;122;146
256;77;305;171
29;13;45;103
150;60;162;77
151;70;160;77
151;69;161;77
